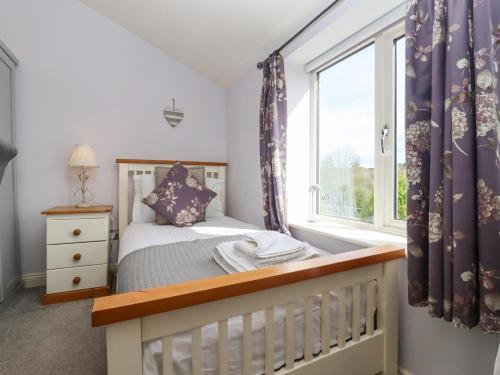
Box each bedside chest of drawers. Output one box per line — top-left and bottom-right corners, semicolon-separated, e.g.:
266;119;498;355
41;205;112;304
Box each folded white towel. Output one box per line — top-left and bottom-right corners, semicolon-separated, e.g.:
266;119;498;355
234;240;306;259
213;240;320;274
247;245;319;267
213;249;240;274
213;241;256;273
237;231;308;258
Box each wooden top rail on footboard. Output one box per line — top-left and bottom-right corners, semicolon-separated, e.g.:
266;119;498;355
92;245;404;327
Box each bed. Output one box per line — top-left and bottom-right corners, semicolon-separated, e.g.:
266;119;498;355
92;159;405;375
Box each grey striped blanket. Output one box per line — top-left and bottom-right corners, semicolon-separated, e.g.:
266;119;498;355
116;235;246;293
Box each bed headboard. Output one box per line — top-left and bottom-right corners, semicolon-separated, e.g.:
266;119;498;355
116;158;227;234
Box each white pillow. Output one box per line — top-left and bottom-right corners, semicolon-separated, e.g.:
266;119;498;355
205;178;224;218
132;174;156;223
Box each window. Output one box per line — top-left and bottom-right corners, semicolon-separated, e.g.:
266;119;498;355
317;44;375;223
394;36;406;221
310;22;406;232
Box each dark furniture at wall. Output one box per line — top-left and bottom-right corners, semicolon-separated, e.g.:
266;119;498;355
0;40;20;303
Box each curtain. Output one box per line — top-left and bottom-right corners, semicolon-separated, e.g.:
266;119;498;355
406;0;500;332
259;53;290;235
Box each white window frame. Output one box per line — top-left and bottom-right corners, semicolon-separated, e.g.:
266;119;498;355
309;20;406;235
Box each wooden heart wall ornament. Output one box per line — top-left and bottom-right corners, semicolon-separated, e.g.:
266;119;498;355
164;98;184;128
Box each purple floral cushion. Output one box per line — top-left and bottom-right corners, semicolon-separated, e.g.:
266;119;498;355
142;162;217;227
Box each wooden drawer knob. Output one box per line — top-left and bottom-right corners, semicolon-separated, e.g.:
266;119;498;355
73;253;82;261
72;276;81;285
73;229;82;236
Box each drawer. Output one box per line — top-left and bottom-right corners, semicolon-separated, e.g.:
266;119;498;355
46;264;108;294
47;217;108;244
47;241;108;269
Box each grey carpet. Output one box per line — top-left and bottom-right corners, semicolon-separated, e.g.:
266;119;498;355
0;287;107;375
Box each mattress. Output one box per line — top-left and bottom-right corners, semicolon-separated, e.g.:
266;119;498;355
117;217;370;375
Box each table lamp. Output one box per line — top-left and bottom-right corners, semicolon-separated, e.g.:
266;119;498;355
68;144;98;207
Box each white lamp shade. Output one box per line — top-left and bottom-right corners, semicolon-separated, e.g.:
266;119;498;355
68;144;98;168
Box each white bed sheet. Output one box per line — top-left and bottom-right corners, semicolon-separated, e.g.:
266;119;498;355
118;216;260;264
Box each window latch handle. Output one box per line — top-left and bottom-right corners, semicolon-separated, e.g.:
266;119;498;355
381;124;389;154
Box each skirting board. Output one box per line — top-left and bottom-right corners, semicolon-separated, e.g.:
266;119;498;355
22;272;46;288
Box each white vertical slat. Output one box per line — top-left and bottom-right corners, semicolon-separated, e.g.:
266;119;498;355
321;292;330;355
192;327;202;375
304;296;313;362
366;280;376;336
337;288;346;348
106;319;143;375
162;336;173;375
285;302;295;370
265;308;274;375
218;320;228;375
219;167;227;215
352;284;361;342
118;163;129;235
243;313;252;375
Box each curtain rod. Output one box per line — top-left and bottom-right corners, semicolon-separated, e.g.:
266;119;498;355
256;0;341;69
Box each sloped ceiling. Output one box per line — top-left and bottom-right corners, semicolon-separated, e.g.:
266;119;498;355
79;0;332;86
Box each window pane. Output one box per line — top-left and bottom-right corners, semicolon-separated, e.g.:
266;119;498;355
317;44;375;223
394;36;406;220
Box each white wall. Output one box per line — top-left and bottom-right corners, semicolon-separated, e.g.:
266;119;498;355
225;0;498;373
286;59;313;223
0;0;227;275
226;68;263;228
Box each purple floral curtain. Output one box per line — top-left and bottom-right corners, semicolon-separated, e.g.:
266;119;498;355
259;53;290;235
406;0;500;332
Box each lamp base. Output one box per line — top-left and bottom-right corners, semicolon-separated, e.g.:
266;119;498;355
75;203;91;208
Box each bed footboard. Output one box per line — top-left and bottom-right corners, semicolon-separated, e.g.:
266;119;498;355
93;245;404;375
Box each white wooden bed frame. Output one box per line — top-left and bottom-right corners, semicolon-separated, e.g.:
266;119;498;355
92;159;404;375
